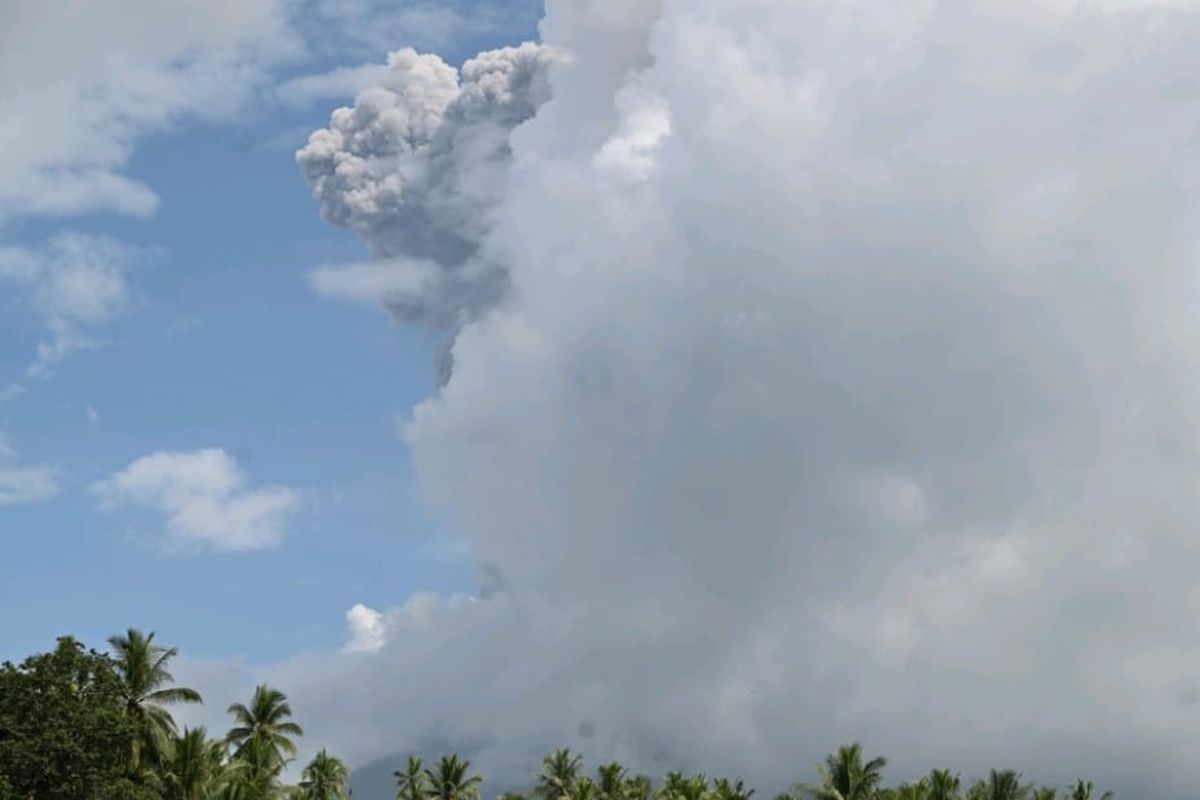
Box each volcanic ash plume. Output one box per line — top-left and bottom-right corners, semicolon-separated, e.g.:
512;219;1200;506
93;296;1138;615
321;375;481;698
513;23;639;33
295;1;1200;797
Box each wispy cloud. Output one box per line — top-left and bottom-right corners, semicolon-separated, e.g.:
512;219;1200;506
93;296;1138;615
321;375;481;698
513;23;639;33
0;432;58;506
0;0;293;223
0;233;137;395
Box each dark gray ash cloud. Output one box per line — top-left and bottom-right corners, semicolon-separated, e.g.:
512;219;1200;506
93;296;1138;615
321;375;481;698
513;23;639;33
298;42;564;332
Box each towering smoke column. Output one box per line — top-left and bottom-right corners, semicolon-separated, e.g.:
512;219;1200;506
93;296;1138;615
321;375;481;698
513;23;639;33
296;1;1200;796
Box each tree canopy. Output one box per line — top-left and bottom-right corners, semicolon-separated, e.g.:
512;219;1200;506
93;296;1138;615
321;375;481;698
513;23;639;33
0;632;344;800
0;631;1117;800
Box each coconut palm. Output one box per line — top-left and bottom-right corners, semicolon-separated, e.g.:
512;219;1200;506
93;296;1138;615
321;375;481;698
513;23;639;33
895;781;930;800
538;750;584;800
968;771;1028;800
658;773;689;800
712;778;754;800
927;771;961;800
108;628;203;773
1067;781;1112;800
299;749;350;800
226;684;304;767
1032;790;1057;800
597;763;628;800
663;775;708;800
572;778;601;800
625;775;653;800
162;727;230;800
219;735;286;800
424;754;483;800
796;743;887;800
396;755;427;800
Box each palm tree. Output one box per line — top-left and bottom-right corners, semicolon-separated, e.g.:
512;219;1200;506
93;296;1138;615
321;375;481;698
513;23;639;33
664;775;708;800
108;628;203;773
597;763;628;800
226;684;304;768
658;773;689;800
969;771;1027;800
219;735;286;800
1032;790;1057;800
299;749;350;800
161;727;229;800
895;781;930;800
572;778;600;800
712;778;754;800
796;743;887;800
396;755;427;800
424;754;483;800
538;750;584;800
927;771;961;800
1067;781;1112;800
625;775;653;800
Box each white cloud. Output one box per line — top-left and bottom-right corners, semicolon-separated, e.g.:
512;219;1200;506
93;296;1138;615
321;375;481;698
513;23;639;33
592;82;672;181
342;591;479;655
0;466;59;507
309;258;443;307
0;433;58;506
286;1;1200;797
0;233;136;390
92;448;301;552
344;604;387;654
0;0;292;222
277;63;398;108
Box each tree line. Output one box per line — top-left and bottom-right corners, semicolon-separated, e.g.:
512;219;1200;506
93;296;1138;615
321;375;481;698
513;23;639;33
0;630;348;800
434;744;1114;800
0;632;1117;800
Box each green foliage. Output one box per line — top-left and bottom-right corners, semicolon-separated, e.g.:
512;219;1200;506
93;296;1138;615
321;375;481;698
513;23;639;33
625;775;654;800
0;636;137;800
397;755;428;800
299;749;350;800
1067;781;1112;800
0;632;348;800
424;754;483;800
597;763;630;800
538;749;585;800
927;771;961;800
109;628;204;775
162;727;232;800
712;777;755;800
795;743;888;800
966;771;1029;800
226;684;304;768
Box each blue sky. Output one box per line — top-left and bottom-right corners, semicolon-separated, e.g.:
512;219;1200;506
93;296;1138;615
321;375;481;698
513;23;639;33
0;0;540;664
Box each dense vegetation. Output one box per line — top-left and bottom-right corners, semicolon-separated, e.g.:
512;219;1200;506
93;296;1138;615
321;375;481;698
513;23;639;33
476;744;1114;800
0;634;1115;800
0;631;347;800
